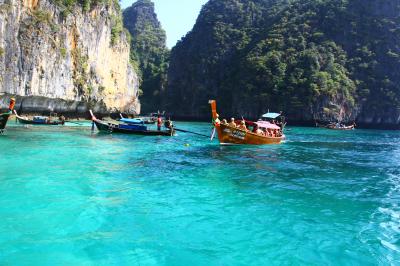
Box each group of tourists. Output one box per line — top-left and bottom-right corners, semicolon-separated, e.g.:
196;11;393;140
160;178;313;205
214;114;283;138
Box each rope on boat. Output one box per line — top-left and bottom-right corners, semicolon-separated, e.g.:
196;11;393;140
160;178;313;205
66;121;85;126
174;128;209;138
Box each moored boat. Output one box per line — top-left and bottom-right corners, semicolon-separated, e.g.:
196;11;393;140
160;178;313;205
316;121;355;130
0;98;16;133
90;110;174;136
209;100;285;145
14;110;65;125
327;124;355;130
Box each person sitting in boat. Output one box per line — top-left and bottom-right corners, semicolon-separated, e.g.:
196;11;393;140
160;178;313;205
229;118;237;127
256;127;264;135
238;120;247;131
221;119;228;125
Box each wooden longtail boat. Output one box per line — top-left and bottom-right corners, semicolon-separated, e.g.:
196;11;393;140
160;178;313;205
326;124;355;130
209;100;285;145
316;122;355;130
90;110;174;136
14;110;65;125
0;98;15;133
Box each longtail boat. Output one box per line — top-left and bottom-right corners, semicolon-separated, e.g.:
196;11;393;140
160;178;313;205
14;110;65;125
316;121;355;130
326;124;355;130
90;110;174;136
0;98;16;133
209;100;285;145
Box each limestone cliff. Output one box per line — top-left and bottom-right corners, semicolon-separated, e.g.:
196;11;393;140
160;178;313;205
123;0;169;113
0;0;140;115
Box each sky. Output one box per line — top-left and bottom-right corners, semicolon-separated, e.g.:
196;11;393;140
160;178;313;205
121;0;209;48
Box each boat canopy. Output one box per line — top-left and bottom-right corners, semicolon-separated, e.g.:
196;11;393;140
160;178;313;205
261;112;281;119
33;116;48;123
33;116;48;120
256;121;281;130
120;118;144;125
243;120;281;130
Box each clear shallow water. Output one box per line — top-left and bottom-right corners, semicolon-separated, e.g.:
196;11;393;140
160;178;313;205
0;121;399;265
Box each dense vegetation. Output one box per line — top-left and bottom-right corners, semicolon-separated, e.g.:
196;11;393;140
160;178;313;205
167;0;400;125
123;0;169;113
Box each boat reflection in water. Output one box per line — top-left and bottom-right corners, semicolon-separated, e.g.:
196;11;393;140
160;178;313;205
209;100;285;145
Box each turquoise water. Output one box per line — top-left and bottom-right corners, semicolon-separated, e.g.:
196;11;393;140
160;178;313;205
0;121;399;265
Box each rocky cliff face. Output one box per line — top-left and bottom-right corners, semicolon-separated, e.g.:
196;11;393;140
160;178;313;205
167;0;400;128
0;0;140;115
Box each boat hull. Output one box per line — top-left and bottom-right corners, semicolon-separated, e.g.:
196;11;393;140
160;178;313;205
93;120;174;136
316;122;355;130
14;111;64;125
16;117;64;125
327;126;355;130
0;112;11;130
216;124;283;145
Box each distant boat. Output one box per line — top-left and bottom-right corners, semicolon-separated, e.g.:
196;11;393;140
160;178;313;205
14;110;65;125
316;121;355;130
90;110;174;136
0;98;16;133
209;100;285;145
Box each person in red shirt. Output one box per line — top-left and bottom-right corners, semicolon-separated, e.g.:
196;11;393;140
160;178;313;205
157;115;162;131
